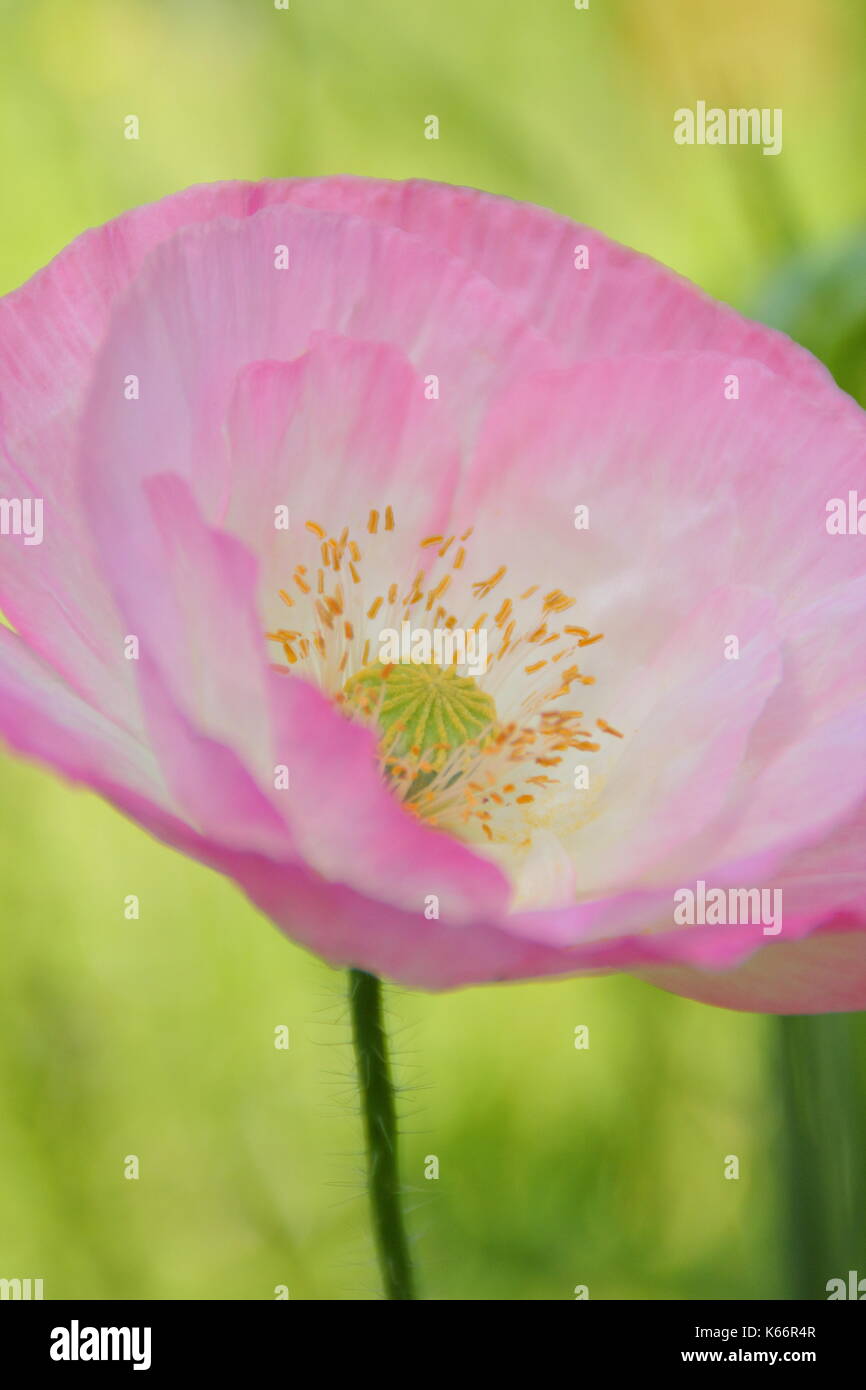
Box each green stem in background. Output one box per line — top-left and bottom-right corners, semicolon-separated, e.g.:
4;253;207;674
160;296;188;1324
348;968;416;1300
776;1014;866;1300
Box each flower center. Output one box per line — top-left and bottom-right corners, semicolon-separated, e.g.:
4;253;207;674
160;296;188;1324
343;660;498;795
267;507;623;845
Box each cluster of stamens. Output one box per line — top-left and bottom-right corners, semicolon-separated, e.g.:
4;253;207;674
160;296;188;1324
267;508;622;846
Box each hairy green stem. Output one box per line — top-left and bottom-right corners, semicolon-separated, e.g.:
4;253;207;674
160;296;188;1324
348;968;416;1300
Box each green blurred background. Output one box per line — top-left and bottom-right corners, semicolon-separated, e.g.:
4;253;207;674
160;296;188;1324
1;0;864;1300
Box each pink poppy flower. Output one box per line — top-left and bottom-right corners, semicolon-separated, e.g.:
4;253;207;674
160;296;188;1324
1;177;864;1011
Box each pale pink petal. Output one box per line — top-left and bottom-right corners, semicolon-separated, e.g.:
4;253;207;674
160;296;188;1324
223;334;463;632
135;653;291;858
0;187;271;712
458;353;866;635
269;671;511;923
566;586;782;891
226;851;592;990
0;410;136;717
0;623;164;807
634;927;866;1013
78;201;557;522
278;176;853;406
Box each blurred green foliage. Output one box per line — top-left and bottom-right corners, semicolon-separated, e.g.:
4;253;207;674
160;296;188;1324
0;0;864;1299
756;233;866;406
